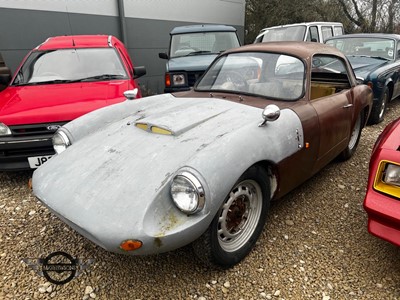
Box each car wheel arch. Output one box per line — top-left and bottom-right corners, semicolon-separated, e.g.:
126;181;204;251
192;163;273;268
368;84;391;125
386;81;394;101
252;161;279;201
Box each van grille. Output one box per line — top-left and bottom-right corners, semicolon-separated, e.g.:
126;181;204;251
187;71;204;87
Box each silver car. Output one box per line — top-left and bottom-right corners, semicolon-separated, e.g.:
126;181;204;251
32;42;372;268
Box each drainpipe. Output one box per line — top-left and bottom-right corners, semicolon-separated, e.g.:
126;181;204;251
117;0;128;47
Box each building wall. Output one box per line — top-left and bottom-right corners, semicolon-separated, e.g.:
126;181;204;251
0;0;245;94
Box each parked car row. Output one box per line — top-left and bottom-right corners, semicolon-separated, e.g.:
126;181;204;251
1;24;399;268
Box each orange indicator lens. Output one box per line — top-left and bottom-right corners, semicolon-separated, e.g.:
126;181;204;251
120;239;143;251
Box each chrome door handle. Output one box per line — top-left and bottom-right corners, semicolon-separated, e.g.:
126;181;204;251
343;104;353;108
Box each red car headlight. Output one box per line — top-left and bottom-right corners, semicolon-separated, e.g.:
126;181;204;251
374;161;400;198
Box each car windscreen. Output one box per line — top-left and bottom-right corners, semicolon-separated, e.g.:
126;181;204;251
170;32;240;58
12;48;128;85
195;52;305;101
326;37;395;60
261;26;307;42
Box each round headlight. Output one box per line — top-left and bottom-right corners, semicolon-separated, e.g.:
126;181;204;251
170;171;205;214
52;131;71;154
0;122;11;136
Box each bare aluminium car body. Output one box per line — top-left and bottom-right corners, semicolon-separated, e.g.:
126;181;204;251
32;42;372;268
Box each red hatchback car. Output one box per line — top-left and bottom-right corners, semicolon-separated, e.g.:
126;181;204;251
364;117;400;246
0;35;145;171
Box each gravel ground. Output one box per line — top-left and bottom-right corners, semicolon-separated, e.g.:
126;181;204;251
1;101;400;300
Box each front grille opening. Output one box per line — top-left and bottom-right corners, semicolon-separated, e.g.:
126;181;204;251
10;122;67;137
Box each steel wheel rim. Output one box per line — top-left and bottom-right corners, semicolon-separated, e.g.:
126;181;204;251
379;92;388;119
348;114;361;150
217;179;263;252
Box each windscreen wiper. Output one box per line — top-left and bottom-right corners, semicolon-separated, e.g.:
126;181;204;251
348;55;389;60
74;74;126;82
186;51;213;56
13;79;73;86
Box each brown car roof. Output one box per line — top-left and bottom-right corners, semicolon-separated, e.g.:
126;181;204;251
224;41;347;61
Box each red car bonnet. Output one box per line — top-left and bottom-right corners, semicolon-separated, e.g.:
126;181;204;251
0;80;132;125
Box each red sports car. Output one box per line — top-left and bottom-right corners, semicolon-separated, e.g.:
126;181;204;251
364;117;400;246
0;35;145;171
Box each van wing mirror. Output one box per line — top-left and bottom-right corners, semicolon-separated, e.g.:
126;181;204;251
133;66;146;79
159;52;168;60
0;73;11;85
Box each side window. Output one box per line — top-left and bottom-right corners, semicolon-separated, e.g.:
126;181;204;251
397;43;400;59
321;26;334;42
333;26;344;36
307;26;319;42
310;55;352;100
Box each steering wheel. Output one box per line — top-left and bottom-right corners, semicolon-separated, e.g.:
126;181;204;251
223;71;247;90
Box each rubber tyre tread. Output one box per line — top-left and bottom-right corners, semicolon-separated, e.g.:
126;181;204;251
368;86;389;125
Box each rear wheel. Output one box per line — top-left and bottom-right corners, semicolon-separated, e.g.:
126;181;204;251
368;86;389;125
193;166;270;269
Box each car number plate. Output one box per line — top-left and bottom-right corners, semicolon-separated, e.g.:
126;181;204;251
28;155;53;169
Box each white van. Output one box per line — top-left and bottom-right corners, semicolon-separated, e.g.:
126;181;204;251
254;22;344;43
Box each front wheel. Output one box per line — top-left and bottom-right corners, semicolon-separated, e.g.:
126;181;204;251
192;166;270;269
368;86;390;125
338;112;362;161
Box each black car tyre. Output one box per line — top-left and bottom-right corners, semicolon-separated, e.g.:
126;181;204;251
339;112;362;161
193;166;270;269
368;86;390;125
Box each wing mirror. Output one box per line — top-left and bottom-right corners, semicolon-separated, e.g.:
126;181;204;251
259;104;280;127
159;53;168;60
133;66;146;79
124;88;139;100
0;73;11;85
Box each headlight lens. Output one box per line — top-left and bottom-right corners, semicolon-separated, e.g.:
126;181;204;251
0;122;11;136
374;161;400;198
171;171;205;214
383;164;400;186
172;74;186;86
52;130;71;154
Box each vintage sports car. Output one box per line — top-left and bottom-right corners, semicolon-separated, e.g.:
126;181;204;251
32;42;372;268
326;33;400;124
364;117;400;246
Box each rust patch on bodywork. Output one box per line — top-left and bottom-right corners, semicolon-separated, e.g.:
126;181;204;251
154;212;185;247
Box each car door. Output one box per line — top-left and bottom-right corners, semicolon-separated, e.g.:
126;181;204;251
309;55;353;170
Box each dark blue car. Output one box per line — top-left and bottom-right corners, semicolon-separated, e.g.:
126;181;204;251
326;33;400;124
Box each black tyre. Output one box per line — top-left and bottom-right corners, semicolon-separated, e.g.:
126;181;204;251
193;166;270;269
368;86;390;125
339;112;362;161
